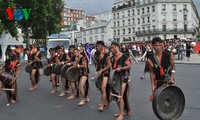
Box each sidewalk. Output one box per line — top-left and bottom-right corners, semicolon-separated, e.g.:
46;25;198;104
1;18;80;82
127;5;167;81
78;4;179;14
174;53;200;65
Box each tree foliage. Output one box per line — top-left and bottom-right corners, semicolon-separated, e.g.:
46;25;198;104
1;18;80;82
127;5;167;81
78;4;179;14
0;0;64;39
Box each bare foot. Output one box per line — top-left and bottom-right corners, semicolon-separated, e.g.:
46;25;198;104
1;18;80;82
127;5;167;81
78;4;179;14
50;90;56;94
85;97;90;102
10;99;16;103
116;114;124;120
127;111;132;116
58;92;65;97
98;105;104;111
78;100;86;106
114;113;120;117
67;95;75;100
28;87;36;91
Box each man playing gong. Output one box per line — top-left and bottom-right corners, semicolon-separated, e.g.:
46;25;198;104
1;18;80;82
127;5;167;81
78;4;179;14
0;51;21;103
56;46;69;97
48;48;59;93
148;37;175;95
73;48;90;106
110;42;132;120
95;41;111;111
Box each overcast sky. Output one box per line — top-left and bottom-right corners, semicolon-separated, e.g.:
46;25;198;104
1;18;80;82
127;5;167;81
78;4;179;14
65;0;200;15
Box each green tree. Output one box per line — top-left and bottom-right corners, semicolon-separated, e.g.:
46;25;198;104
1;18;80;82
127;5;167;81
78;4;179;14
0;0;18;36
0;0;64;40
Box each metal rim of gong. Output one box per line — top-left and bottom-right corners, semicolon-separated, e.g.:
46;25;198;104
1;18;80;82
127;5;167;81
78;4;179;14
61;65;71;78
54;64;63;75
152;85;185;120
44;66;52;76
66;66;80;82
109;70;122;93
25;64;32;73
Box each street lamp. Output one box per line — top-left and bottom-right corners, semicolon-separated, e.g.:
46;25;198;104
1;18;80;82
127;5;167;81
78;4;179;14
180;8;188;38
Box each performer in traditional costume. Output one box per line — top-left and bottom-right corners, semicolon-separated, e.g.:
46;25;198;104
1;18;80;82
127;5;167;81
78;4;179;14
56;46;69;97
110;42;132;120
148;37;175;94
73;48;90;106
95;41;111;111
47;48;59;93
0;51;21;103
140;44;154;79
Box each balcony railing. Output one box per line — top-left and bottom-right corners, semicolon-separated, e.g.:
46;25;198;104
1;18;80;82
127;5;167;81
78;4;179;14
135;28;196;36
112;2;135;11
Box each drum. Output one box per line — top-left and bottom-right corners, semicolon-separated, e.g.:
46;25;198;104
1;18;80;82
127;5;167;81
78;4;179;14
44;66;52;76
0;72;14;86
61;65;71;78
54;64;63;75
66;66;80;82
25;64;32;73
152;85;185;120
109;70;122;93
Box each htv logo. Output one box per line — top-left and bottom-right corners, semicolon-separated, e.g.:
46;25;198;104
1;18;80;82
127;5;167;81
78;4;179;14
6;8;31;21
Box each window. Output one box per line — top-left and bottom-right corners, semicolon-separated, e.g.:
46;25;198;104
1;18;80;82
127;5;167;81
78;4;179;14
117;21;120;26
117;13;119;18
132;9;134;15
128;10;130;16
152;5;155;12
128;28;131;34
114;22;116;27
132;27;135;33
122;11;124;17
118;30;120;35
163;14;166;21
147;16;150;22
122;20;125;26
138;18;140;24
183;4;187;9
114;30;116;35
123;29;125;34
128;19;130;25
137;9;140;15
162;25;166;31
147;7;149;13
142;8;145;14
184;15;187;21
132;18;135;24
142;27;145;33
101;28;105;33
184;25;187;31
138;27;140;33
173;4;176;11
152;25;156;32
173;14;177;21
142;18;145;23
132;37;135;41
113;14;116;19
173;24;177;31
147;26;150;32
162;4;166;11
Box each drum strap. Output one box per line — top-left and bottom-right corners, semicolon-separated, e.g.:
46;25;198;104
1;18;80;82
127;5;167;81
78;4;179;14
153;55;164;76
9;60;18;72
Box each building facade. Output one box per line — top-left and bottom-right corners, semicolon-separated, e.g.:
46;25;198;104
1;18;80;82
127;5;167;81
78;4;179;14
81;20;113;45
112;0;200;43
61;7;86;27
